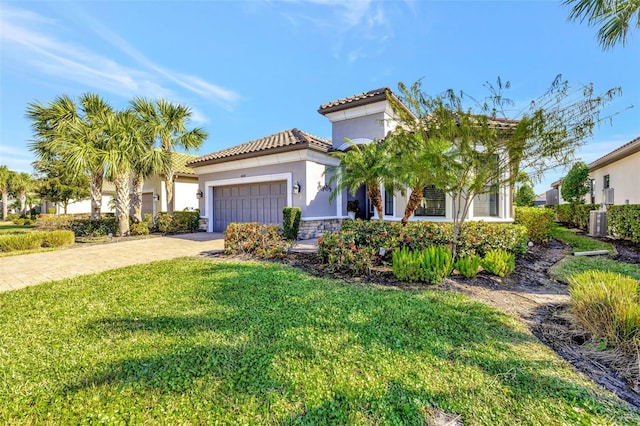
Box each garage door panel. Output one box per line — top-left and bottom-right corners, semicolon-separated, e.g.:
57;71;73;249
213;181;287;232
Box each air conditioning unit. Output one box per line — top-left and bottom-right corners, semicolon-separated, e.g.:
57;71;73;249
589;210;608;237
603;188;614;205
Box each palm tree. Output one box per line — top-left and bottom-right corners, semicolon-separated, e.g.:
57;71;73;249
327;139;394;221
564;0;640;49
10;172;33;216
0;165;14;220
27;93;113;220
130;98;207;214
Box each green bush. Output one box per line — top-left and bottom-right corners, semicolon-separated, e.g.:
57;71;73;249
35;214;74;231
318;232;374;276
224;222;290;259
608;205;640;243
70;217;118;237
0;232;43;252
130;222;150;236
0;230;75;252
340;219;527;258
455;255;482;278
6;213;20;222
555;204;598;230
392;246;453;284
481;249;515;277
282;207;302;240
42;230;75;248
515;207;555;243
569;271;640;345
154;212;199;234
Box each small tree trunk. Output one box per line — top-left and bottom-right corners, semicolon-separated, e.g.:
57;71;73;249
368;186;384;221
90;172;103;220
165;171;174;215
2;191;8;220
19;193;27;216
113;175;131;237
63;202;68;215
401;188;424;225
131;173;144;223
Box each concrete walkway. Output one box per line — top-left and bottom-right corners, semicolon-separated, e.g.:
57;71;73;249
0;233;225;293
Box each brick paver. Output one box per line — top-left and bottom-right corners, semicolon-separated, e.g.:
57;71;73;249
0;233;225;292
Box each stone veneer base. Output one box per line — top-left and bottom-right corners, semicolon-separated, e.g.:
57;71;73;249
298;219;344;239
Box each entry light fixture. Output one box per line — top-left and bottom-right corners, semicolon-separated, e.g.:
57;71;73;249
293;181;301;194
153;194;160;201
196;189;204;199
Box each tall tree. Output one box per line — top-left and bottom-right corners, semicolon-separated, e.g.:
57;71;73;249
561;161;591;204
564;0;640;49
327;139;394;221
387;77;620;256
10;172;33;216
130;98;207;214
33;159;90;214
27;93;113;220
515;184;537;207
0;166;14;220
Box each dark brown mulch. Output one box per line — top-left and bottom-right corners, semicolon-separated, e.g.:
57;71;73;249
277;239;640;410
610;238;640;264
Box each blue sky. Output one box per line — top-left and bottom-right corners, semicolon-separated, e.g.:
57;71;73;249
1;0;638;195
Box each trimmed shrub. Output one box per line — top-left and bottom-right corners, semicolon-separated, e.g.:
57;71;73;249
283;207;302;240
455;255;482;278
224;222;290;259
35;214;75;231
339;219;527;258
318;232;374;276
5;213;20;222
0;230;75;252
154;212;200;234
70;217;118;237
555;204;598;230
0;233;43;252
392;246;453;284
481;249;515;277
515;207;555;243
608;205;640;243
42;230;75;248
130;222;150;236
569;271;640;345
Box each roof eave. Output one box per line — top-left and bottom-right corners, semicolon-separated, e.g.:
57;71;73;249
188;143;331;168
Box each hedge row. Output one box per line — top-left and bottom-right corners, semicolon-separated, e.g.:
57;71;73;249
35;212;200;236
319;220;528;275
554;204;598;230
608;205;640;243
0;230;75;252
514;207;555;243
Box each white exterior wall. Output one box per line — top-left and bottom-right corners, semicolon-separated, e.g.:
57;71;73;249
53;194;115;215
589;150;640;205
173;179;199;211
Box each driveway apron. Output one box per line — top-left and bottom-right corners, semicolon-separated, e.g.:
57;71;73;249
0;233;224;292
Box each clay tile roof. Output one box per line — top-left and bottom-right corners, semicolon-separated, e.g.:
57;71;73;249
318;87;394;115
170;152;198;175
189;129;332;167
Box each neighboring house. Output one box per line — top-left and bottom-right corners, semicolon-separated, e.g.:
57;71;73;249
42;152;199;215
546;136;640;206
190;88;515;238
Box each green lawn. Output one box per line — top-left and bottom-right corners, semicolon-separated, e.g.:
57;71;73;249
0;221;35;234
551;224;615;254
1;259;637;424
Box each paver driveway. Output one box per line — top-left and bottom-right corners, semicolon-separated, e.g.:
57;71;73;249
0;233;225;292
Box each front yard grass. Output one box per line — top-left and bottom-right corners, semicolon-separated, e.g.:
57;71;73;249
550;256;640;284
550;224;614;253
1;258;637;424
0;221;35;234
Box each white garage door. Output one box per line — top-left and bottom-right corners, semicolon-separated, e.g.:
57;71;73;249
212;182;287;232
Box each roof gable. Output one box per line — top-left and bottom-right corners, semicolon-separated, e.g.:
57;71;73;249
318;87;408;116
189;128;331;167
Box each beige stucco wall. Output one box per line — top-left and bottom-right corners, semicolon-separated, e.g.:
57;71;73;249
589;150;640;205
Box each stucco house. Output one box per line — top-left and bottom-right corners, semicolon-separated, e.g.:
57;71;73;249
190;88;515;238
42;152;200;216
546;136;640;206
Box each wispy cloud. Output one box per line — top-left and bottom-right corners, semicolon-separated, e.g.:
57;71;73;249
273;0;394;62
0;4;240;110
